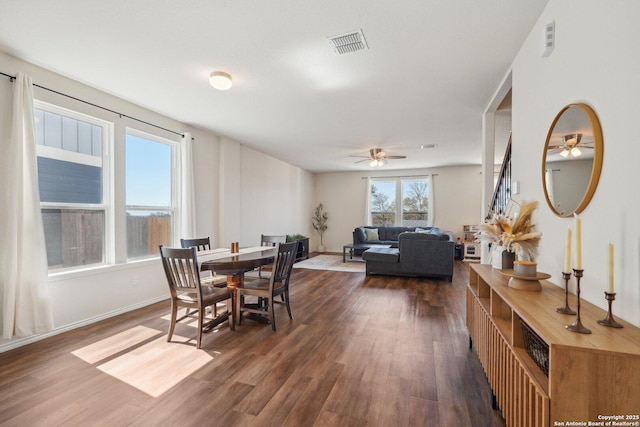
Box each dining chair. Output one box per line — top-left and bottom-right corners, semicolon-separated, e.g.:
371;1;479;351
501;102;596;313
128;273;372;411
180;237;211;251
257;234;287;278
236;241;298;332
181;237;227;288
159;245;234;349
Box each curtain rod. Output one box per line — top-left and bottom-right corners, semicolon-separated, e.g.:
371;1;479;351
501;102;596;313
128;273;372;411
361;173;438;179
1;71;186;138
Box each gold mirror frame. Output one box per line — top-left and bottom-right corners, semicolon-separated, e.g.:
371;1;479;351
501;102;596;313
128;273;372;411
542;103;603;217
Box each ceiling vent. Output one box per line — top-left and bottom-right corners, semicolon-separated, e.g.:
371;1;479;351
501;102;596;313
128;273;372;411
327;29;369;55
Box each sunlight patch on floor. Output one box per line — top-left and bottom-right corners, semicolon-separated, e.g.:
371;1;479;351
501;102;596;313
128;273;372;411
72;324;213;397
97;335;213;397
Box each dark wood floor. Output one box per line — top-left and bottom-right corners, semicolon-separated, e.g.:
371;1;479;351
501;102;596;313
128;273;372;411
0;261;505;427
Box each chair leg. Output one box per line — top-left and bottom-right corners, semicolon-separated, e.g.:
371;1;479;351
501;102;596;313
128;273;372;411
284;291;293;320
236;293;243;326
167;300;178;342
229;294;235;331
270;298;276;332
197;305;204;349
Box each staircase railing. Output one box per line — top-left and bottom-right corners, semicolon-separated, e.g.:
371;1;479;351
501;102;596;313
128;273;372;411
487;134;512;218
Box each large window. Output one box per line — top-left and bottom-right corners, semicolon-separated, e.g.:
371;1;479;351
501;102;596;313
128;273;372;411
125;130;176;259
34;102;112;271
369;177;431;227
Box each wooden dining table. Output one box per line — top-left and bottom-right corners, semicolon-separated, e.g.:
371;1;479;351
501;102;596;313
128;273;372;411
199;246;277;323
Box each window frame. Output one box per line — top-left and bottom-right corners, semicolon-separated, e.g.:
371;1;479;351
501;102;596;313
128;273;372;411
368;176;432;227
34;100;115;271
124;127;179;260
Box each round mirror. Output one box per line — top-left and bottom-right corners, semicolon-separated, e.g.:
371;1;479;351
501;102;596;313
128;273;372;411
542;104;603;217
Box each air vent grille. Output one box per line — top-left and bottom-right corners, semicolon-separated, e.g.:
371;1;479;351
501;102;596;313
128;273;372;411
328;29;369;55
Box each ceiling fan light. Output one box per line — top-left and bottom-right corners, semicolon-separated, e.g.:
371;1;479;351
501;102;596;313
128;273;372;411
560;149;570;158
571;147;582;157
369;159;378;167
209;71;232;90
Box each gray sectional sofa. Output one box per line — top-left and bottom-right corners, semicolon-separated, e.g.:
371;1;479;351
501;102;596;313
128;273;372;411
358;228;455;282
352;226;450;253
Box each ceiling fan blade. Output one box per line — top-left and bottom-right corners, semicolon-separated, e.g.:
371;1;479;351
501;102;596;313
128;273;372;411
353;158;370;164
385;155;406;159
349;155;371;158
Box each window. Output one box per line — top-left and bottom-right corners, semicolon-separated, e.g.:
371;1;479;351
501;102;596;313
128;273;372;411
369;177;431;227
125;130;176;259
34;102;112;271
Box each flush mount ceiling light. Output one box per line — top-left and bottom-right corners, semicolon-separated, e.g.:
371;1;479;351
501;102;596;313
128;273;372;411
209;71;232;90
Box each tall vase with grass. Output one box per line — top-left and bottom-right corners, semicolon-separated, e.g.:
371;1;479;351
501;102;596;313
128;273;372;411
312;203;329;253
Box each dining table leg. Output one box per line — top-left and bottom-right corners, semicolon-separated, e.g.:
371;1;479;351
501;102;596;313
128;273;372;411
226;273;243;325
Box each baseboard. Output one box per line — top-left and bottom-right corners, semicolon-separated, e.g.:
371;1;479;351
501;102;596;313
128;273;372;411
0;295;169;353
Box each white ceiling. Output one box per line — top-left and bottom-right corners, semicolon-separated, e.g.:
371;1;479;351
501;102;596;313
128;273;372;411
0;0;548;173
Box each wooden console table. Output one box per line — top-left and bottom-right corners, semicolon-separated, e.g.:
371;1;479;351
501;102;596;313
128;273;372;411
466;263;640;427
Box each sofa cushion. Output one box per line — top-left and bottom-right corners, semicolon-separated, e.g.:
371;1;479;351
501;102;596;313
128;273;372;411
364;228;379;241
354;227;367;243
382;226;413;241
399;232;441;241
362;247;399;263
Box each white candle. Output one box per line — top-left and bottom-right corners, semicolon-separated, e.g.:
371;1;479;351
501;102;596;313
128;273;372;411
608;243;614;293
574;213;582;270
564;227;572;273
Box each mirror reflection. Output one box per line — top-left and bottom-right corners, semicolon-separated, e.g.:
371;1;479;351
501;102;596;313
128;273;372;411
542;104;603;217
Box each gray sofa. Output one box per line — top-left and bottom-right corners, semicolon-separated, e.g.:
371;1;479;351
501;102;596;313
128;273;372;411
352;226;449;254
362;231;455;282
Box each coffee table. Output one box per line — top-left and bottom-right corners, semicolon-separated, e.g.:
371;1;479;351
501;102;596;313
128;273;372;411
342;243;392;262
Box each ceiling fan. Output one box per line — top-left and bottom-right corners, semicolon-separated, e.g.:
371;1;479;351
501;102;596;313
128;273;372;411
351;148;407;167
548;133;593;158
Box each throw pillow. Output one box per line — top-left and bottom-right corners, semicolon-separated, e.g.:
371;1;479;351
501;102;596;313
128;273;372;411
364;228;379;241
415;227;430;233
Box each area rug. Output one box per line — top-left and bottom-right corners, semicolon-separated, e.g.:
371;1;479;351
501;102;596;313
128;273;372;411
293;254;365;273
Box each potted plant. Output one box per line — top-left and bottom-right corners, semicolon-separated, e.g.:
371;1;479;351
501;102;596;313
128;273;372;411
312;203;329;253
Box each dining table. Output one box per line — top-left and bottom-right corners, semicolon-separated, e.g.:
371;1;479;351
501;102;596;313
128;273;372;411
198;246;277;323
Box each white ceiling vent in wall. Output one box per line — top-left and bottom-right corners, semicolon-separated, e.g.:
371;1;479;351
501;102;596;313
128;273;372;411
327;29;369;55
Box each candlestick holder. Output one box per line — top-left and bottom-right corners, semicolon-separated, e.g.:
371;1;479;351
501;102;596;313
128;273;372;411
556;272;576;315
566;269;592;334
597;292;623;328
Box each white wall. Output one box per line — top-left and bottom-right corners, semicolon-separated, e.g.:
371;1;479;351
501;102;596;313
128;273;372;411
510;0;640;326
0;51;314;350
313;165;483;252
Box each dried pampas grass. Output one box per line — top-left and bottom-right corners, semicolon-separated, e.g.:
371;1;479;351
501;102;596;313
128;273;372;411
478;201;542;260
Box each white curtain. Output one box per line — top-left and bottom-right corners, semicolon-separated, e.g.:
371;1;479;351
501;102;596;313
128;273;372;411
428;174;435;226
364;177;372;225
180;132;196;239
0;73;53;338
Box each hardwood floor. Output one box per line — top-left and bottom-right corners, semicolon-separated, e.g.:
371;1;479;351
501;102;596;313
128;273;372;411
0;261;505;427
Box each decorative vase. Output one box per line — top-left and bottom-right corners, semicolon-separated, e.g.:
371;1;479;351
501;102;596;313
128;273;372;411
502;250;516;270
491;245;505;269
317;245;325;253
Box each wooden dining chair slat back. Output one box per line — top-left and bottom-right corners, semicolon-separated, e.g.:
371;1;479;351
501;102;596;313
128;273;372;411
180;236;227;288
180;237;211;251
258;234;287;278
159;245;234;349
236;240;298;331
